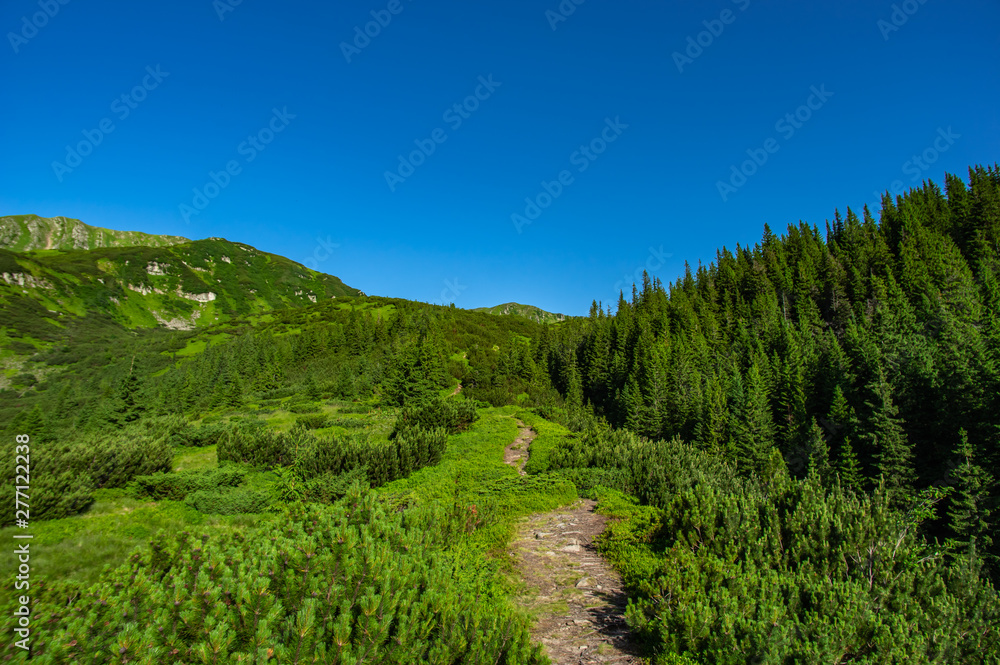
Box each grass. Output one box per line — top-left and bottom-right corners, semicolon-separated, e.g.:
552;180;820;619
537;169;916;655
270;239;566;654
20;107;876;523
174;338;208;356
167;332;231;358
173;444;218;472
0;491;261;587
380;407;523;502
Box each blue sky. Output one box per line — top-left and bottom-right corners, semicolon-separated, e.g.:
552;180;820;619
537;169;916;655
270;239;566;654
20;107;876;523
1;0;997;316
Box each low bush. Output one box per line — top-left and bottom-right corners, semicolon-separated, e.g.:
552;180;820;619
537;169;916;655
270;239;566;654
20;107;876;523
74;430;174;490
219;423;448;488
327;416;367;429
296;413;330;430
168;422;228;447
335;402;375;414
544;427;1000;662
1;426;173;523
391;396;479;437
287;401;321;414
218;423;301;469
184;487;273;515
131;467;248;501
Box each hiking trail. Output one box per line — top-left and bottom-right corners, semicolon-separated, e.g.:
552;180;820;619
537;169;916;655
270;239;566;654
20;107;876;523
505;421;643;664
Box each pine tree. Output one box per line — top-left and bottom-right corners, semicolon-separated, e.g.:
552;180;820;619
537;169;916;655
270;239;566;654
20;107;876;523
621;376;642;433
775;325;808;455
805;417;833;484
110;357;145;427
17;405;48;441
223;371;246;408
305;374;321;401
837;437;864;492
731;362;776;476
946;428;995;556
863;366;915;504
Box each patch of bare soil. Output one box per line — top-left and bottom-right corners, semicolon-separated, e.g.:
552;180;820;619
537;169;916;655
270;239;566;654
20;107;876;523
510;500;645;664
505;421;533;475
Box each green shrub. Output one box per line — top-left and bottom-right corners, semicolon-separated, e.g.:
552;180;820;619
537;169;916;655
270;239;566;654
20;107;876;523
218;423;302;469
327;416;367;429
296;413;330;430
518;408;575;475
545;427;732;508
220;423;448;488
391;396;479;437
184;487;273;515
168;422;228;447
301;467;371;504
0;426;173;523
334;402;375;414
296;427;448;486
624;475;1000;662
1;467;94;524
287;400;321;414
551;467;630;497
72;430;173;489
131;467;247;501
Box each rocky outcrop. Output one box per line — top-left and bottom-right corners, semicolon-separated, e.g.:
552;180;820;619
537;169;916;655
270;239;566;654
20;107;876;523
1;272;53;290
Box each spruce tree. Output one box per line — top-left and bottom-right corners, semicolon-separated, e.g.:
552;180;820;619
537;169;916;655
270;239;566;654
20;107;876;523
863;366;915;504
223;370;246;408
837;437;864;492
305;374;321;401
731;362;776;476
805;417;833;484
946;428;995;556
17;405;48;441
110;358;145;427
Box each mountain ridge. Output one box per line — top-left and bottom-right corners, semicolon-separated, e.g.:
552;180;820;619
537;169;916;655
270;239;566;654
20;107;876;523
0;214;190;252
473;302;570;324
0;236;362;349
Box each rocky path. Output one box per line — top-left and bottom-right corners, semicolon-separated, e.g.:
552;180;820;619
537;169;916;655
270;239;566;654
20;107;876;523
504;421;533;475
505;423;643;664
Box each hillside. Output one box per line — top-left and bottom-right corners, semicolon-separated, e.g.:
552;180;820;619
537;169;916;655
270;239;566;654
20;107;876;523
0;236;362;365
474;302;570;324
0;215;189;251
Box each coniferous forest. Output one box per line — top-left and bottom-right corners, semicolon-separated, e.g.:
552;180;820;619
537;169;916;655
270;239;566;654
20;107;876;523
1;166;999;662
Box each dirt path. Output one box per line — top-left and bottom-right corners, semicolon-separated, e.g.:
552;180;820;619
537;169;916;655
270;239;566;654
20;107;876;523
504;421;533;475
511;501;643;664
448;382;462;397
505;422;643;664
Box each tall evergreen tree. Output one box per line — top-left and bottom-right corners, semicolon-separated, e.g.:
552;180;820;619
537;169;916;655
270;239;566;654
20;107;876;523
863;366;916;504
946;428;995;557
731;362;776;476
805;417;833;484
837;437;864;492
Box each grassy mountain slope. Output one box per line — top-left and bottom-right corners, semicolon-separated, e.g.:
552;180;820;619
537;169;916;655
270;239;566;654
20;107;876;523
0;237;362;366
0;214;189;251
474;302;569;324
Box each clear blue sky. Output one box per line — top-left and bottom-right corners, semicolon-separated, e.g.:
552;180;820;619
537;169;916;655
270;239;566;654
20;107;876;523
1;0;997;316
